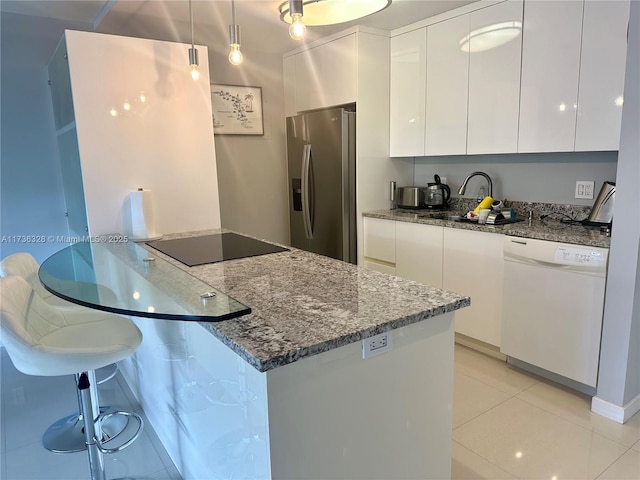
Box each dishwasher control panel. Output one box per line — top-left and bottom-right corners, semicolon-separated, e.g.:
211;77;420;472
554;246;606;267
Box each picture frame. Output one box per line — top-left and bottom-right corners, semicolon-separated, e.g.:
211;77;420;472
210;84;264;135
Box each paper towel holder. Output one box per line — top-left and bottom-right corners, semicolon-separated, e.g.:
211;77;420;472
128;188;162;242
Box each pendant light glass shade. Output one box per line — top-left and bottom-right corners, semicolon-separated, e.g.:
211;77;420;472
188;48;200;80
280;0;391;27
228;25;243;65
228;0;243;65
286;0;306;40
188;0;199;79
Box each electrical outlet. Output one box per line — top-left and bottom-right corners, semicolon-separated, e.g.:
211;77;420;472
575;181;595;199
440;176;447;185
362;332;393;358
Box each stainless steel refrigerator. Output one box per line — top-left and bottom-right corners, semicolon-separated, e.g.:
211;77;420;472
287;107;356;264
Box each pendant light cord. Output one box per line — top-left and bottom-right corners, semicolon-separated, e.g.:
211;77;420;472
189;0;195;49
232;0;236;25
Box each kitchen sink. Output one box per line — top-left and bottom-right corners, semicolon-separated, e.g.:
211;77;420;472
454;217;523;225
417;212;449;220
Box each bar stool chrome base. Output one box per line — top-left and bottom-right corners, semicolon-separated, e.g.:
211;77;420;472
78;372;143;480
42;363;123;453
42;407;129;453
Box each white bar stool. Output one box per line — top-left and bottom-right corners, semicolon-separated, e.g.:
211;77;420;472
0;275;144;480
0;252;122;453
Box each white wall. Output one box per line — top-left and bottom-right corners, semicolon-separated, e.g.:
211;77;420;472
593;0;640;423
65;30;221;236
0;13;90;263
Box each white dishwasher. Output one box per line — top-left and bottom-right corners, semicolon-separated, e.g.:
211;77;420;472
501;236;608;389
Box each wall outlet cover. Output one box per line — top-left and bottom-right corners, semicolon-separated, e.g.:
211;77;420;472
362;332;393;358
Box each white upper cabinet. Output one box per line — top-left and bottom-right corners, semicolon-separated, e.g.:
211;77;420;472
321;34;357;108
293;34;356;113
294;46;322;112
467;0;523;155
425;14;470;156
518;0;584;153
389;28;427;157
575;0;630;152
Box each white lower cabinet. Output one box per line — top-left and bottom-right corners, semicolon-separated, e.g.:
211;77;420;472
443;229;504;348
363;260;396;276
363;218;504;348
395;222;443;288
363;217;396;274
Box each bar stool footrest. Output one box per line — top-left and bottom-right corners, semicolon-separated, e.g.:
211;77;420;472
96;410;143;454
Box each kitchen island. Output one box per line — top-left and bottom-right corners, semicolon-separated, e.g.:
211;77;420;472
96;230;470;480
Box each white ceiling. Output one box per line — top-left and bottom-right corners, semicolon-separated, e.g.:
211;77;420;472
1;0;477;54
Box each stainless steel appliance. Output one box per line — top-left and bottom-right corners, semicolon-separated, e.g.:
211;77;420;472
424;174;451;209
287;107;356;264
396;186;426;209
584;181;616;226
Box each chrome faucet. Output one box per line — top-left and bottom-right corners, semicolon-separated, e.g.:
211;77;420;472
458;171;493;199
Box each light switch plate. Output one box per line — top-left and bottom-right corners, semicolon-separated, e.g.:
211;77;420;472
575;181;594;199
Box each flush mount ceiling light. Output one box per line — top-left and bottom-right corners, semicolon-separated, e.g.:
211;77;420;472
188;0;200;80
279;0;392;28
459;21;522;53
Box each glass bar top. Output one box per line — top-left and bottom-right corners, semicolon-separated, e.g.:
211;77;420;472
39;239;251;322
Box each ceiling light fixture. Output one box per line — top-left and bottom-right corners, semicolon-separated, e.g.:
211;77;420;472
285;0;306;40
188;0;200;80
459;21;522;53
279;0;391;30
228;0;243;65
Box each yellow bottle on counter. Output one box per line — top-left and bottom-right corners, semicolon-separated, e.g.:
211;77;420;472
474;196;494;213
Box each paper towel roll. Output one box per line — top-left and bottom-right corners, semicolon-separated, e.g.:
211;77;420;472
129;188;162;242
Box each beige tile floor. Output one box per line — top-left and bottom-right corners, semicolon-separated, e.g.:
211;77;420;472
452;344;640;480
3;345;639;479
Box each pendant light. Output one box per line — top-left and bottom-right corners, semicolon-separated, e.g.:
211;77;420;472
286;0;306;40
228;0;243;65
188;0;200;80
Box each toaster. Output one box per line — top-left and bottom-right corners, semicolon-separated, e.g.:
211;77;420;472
396;186;426;209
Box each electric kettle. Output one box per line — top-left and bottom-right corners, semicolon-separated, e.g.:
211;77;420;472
424;174;451;209
584;181;616;226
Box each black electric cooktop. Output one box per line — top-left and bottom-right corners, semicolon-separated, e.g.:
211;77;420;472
146;233;289;267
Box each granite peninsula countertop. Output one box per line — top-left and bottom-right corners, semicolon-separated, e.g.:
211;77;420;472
141;230;470;372
364;208;611;248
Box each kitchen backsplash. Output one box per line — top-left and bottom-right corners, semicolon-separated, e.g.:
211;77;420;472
410;151;618;207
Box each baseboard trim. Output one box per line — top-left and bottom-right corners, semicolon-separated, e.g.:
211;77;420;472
591;393;640;424
454;333;505;361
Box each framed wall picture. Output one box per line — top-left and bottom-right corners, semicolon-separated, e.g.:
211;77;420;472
210;84;264;135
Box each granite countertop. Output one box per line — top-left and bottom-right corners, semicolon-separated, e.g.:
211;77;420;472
141;230;470;373
363;208;611;249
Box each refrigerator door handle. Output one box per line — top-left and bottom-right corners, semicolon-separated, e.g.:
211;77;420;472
301;144;313;240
